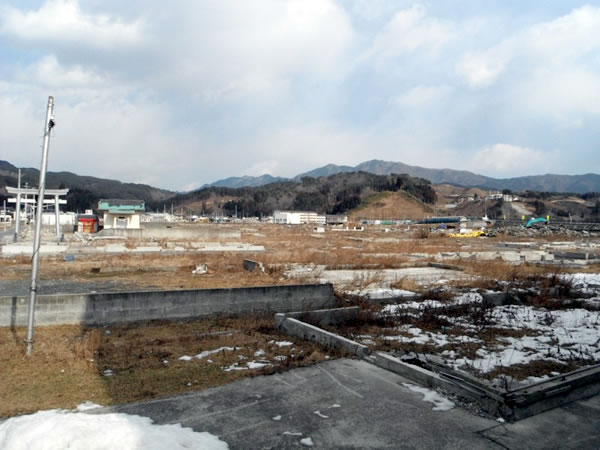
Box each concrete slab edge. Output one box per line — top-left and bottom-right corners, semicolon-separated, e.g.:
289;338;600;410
368;352;600;422
367;352;511;419
276;316;369;358
274;306;360;328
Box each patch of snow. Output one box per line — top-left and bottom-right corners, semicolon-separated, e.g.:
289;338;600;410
103;369;113;377
196;347;240;359
75;402;102;412
247;361;269;369
313;411;329;419
382;293;482;315
271;341;293;347
282;431;303;436
272;415;281;421
329;404;341;408
350;288;417;300
300;437;314;447
569;273;600;292
0;409;229;450
445;305;600;374
254;349;265;357
223;363;248;372
178;356;193;361
273;355;287;361
402;383;455;411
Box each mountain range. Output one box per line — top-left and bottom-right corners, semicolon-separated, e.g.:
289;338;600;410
2;158;600;214
206;159;600;194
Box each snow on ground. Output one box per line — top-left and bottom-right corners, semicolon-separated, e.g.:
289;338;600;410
196;346;241;359
569;273;600;293
381;303;600;377
381;292;482;315
269;340;294;347
372;278;600;381
0;408;228;450
300;437;314;447
464;306;600;373
349;288;417;300
383;326;481;347
402;383;455;411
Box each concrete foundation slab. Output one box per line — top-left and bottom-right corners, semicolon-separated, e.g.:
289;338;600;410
94;359;502;449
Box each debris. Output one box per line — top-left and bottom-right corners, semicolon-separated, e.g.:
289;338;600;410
192;264;208;275
243;259;265;272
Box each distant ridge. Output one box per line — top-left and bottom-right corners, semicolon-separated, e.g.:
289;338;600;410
204;159;600;194
0;160;174;211
203;174;286;189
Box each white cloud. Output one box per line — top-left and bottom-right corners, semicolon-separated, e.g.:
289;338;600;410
469;144;558;177
0;0;143;49
455;45;512;87
525;5;600;62
391;85;451;107
22;55;107;89
146;0;355;101
361;5;455;65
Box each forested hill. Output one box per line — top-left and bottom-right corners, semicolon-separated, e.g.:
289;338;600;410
170;171;436;216
0;160;174;212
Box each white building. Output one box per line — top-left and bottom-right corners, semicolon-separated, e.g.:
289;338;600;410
41;212;77;226
273;210;326;225
98;199;145;229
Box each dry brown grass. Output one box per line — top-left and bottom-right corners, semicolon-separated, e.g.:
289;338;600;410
0;316;334;419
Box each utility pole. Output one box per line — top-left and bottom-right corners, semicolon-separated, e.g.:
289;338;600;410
14;169;21;242
26;96;55;356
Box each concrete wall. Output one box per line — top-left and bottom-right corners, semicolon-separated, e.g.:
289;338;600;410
0;284;336;327
99;223;241;240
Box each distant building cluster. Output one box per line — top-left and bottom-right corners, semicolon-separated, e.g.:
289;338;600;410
272;211;349;226
273;210;326;225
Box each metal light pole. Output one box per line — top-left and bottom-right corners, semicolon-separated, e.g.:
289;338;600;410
14;169;22;242
26;96;55;355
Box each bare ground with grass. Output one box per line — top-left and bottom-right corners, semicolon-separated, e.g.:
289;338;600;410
0;315;337;419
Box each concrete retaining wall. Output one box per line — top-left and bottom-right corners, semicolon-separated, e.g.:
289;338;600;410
100;224;241;240
277;316;369;358
0;284;336;327
275;306;360;328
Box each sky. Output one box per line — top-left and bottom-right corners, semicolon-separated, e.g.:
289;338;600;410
1;0;599;191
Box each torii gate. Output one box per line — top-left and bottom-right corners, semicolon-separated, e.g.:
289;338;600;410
6;186;68;240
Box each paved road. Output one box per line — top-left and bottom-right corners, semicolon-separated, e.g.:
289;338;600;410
94;359;600;449
0;227;15;242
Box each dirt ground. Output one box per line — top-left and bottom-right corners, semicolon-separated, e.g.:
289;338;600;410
0;315;338;419
1;223;582;293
